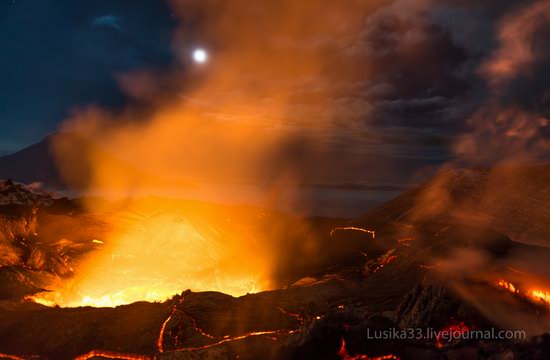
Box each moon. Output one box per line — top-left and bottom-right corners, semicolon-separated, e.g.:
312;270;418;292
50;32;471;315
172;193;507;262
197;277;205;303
193;49;208;63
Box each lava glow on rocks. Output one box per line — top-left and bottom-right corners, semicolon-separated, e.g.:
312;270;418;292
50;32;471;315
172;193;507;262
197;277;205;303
29;198;272;307
530;289;550;304
338;338;399;360
495;279;550;308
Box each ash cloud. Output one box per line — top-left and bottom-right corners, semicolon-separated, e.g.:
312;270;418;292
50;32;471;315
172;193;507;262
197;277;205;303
52;0;550;187
450;0;550;165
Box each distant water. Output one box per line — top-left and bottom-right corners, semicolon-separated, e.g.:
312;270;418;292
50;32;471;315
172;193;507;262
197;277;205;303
55;183;404;219
287;188;402;218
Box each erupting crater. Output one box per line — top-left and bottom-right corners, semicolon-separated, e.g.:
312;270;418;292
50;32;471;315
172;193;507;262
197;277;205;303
28;199;272;307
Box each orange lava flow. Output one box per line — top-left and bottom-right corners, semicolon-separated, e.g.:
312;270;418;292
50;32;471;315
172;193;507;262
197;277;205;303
156;311;175;353
530;289;550;304
74;350;151;360
277;306;305;325
156;297;300;354
28;200;270;308
373;255;398;274
419;263;439;269
330;227;375;238
338;338;399;360
435;321;470;349
496;280;518;293
179;329;298;352
495;279;550;308
396;237;414;246
188;313;219;339
0;353;26;360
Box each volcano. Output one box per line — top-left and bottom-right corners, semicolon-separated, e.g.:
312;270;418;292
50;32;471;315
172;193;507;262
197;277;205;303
0;133;171;190
0;164;550;359
356;165;550;246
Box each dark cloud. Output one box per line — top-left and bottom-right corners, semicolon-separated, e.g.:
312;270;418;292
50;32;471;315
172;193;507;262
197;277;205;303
329;0;550;168
449;0;550;165
2;0;549;182
340;2;470;131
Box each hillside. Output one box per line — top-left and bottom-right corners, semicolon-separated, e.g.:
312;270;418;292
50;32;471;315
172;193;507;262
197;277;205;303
355;164;550;246
0;134;64;187
0;132;174;190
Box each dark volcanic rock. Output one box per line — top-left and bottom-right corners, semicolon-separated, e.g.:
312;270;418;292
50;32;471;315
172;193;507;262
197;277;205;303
356;165;550;247
0;177;548;358
0;185;104;302
396;285;476;329
0;301;170;359
0;267;44;300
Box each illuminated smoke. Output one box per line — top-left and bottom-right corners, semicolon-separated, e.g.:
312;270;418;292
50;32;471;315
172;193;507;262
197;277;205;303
45;0;403;306
455;0;550;165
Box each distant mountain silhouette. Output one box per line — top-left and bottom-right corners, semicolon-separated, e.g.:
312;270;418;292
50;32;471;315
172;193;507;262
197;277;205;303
0;134;67;188
0;132;178;190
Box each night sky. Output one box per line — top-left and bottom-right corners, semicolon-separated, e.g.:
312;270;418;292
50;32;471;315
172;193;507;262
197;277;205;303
0;0;176;154
1;0;549;183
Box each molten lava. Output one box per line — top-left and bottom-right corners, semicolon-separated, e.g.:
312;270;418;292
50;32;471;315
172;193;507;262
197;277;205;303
0;353;26;360
179;329;298;352
496;280;518;293
373;255;398;274
530;289;550;305
156;296;300;354
157;309;176;353
396;237;414;246
330;227;376;238
495;278;550;308
365;249;398;275
277;306;305;325
337;338;399;360
29;199;272;307
74;350;151;360
435;321;471;349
